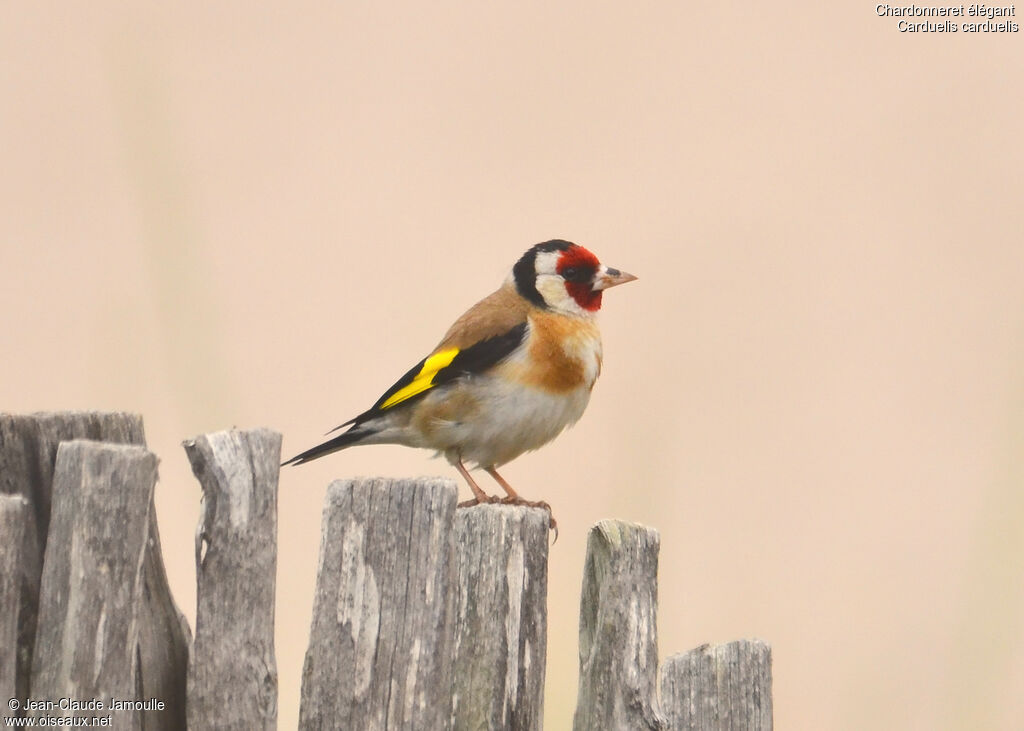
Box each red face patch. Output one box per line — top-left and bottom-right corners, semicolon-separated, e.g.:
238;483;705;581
557;245;603;311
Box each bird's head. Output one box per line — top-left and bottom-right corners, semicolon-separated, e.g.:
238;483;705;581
512;239;637;316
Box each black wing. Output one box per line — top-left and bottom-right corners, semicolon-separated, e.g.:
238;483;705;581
281;322;528;466
352;321;528;426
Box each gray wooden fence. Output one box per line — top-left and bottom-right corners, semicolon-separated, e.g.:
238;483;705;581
0;412;772;730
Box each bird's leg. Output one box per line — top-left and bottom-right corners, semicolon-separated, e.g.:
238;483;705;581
487;467;520;501
455;458;498;508
485;466;557;537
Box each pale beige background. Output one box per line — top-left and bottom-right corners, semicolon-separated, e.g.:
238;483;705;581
3;2;1023;729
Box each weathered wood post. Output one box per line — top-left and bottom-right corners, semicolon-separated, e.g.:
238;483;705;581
299;478;552;731
451;504;549;730
0;495;28;717
2;410;776;728
573;520;666;731
184;429;281;731
299;477;458;730
29;441;158;730
0;412;189;729
660;639;773;731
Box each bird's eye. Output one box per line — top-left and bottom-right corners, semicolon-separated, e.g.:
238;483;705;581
562;266;592;282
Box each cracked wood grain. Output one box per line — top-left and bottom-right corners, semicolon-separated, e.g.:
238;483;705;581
451;504;548;731
184;428;281;731
299;477;457;731
660;639;773;731
573;520;667;731
0;412;189;729
28;441;158;731
0;495;28;720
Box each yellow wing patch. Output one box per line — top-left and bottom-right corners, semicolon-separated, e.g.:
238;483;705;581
380;348;459;410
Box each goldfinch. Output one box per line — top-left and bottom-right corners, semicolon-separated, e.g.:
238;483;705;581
283;239;636;517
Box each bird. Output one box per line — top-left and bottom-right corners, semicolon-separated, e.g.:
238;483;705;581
283;239;636;526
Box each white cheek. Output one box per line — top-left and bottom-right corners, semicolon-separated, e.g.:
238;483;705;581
535;276;566;303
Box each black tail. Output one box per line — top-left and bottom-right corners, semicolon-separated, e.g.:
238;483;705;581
281;427;369;466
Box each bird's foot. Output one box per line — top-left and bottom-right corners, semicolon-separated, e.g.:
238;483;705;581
456;495;503;509
498;497;558;540
498;496;550;510
457;496;558;540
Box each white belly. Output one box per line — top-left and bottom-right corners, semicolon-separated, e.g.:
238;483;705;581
432;375;593;467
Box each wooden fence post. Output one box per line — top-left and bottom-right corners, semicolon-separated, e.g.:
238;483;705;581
184;428;281;731
0;495;28;719
299;477;457;731
3;410;776;727
0;412;189;729
660;639;773;731
573;520;667;731
29;441;158;730
451;504;549;730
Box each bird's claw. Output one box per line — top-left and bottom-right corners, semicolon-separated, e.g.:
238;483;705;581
498;497;558;541
456;495;503;509
458;496;558;542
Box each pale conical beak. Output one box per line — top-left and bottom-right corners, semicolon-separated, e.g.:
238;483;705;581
593;267;638;291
